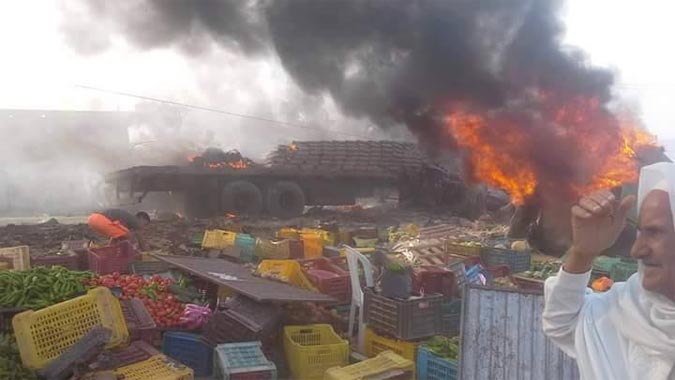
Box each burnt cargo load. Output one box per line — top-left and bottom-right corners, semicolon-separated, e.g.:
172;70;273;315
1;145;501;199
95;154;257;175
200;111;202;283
106;141;476;218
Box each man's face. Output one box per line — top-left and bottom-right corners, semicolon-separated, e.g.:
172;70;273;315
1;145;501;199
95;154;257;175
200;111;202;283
630;190;675;299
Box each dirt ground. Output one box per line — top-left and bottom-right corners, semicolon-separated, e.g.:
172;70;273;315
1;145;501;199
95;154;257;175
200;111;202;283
0;205;508;257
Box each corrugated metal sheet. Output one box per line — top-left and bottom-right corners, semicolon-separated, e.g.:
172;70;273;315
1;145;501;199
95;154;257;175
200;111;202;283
460;285;579;380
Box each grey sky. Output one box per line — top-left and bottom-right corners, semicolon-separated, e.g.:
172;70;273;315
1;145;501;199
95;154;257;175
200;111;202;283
0;0;672;144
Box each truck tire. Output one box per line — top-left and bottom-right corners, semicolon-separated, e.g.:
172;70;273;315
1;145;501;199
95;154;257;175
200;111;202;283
221;180;263;215
266;181;305;219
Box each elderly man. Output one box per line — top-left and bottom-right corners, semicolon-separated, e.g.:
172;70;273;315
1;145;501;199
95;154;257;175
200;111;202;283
543;162;675;379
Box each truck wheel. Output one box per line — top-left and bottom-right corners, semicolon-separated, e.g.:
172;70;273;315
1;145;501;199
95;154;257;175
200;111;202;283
221;180;263;215
266;181;305;218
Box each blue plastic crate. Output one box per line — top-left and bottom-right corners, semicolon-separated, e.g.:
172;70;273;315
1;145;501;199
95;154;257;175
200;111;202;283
235;234;256;263
161;331;213;377
214;341;277;380
417;346;458;380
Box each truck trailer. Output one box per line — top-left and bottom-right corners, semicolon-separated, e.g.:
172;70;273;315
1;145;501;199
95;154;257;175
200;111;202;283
105;141;476;219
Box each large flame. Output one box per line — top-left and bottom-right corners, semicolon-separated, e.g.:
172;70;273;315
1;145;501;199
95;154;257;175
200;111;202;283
447;110;537;204
446;95;656;204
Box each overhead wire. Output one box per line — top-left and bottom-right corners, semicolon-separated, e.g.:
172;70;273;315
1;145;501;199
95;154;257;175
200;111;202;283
74;84;374;139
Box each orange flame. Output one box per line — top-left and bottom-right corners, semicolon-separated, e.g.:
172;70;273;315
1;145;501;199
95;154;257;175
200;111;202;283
227;159;247;169
187;154;199;162
576;123;655;194
204;160;248;169
225;213;237;218
289;143;298;151
446;96;656;205
447;110;537;204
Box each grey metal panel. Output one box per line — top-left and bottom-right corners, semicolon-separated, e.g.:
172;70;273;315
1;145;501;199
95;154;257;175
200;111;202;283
459;285;580;380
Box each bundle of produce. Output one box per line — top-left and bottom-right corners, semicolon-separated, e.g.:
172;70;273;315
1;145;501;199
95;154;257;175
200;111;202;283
180;304;213;330
521;261;561;280
423;336;460;361
0;266;93;309
86;273;185;327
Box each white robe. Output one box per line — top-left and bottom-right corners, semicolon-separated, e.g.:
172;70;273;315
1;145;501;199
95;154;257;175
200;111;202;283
543;268;675;380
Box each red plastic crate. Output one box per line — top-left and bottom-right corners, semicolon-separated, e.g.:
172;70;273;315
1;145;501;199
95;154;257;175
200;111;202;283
62;240;91;270
31;254;81;270
302;258;351;304
412;266;457;298
88;241;138;274
364;288;442;340
288;239;304;259
203;296;282;346
120;299;157;345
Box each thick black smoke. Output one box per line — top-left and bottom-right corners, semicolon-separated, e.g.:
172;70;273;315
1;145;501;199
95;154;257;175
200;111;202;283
62;0;614;153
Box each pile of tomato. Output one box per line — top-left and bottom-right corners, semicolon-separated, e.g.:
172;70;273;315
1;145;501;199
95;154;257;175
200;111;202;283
86;273;185;327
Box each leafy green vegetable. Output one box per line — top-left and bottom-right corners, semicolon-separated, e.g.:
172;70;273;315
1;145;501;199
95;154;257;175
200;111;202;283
386;262;407;274
522;261;561;280
423;336;460;361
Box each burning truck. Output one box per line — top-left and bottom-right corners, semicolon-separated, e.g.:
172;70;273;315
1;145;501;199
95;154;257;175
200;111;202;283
445;95;663;257
105;140;479;219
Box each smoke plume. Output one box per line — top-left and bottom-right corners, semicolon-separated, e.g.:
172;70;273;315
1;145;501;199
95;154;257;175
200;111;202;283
62;0;614;155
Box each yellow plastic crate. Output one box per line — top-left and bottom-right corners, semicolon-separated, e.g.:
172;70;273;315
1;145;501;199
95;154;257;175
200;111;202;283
277;227;300;239
255;238;291;260
12;287;128;369
301;228;336;246
365;328;419;363
301;233;324;259
256;260;317;291
324;351;414;380
0;245;31;270
112;354;194;380
201;230;237;249
284;324;349;380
